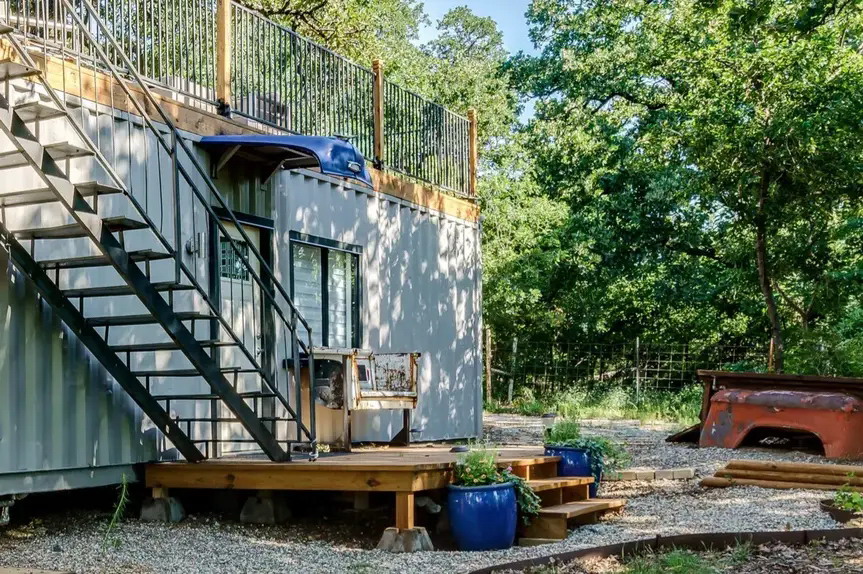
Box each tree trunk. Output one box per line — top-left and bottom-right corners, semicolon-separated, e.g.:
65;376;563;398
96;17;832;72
755;172;784;372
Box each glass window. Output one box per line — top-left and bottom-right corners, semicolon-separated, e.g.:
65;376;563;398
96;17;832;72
291;241;360;348
220;238;250;280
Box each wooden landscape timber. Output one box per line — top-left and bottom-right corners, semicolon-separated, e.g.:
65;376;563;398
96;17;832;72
702;459;863;492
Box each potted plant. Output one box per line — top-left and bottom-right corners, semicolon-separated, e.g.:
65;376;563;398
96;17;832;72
821;482;863;523
544;420;629;497
447;446;541;551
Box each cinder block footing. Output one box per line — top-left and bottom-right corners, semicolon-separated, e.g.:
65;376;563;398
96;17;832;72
376;527;434;552
140;497;185;523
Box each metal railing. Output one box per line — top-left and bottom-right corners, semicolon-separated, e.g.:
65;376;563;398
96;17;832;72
3;0;474;195
384;81;471;194
230;3;375;159
3;0;318;456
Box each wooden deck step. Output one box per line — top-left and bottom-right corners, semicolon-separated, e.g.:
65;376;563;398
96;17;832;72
527;477;593;492
520;498;627;540
539;499;626;519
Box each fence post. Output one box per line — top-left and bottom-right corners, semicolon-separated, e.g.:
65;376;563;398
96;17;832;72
635;336;641;401
216;0;232;112
372;59;385;168
467;108;478;197
507;337;518;404
484;327;493;403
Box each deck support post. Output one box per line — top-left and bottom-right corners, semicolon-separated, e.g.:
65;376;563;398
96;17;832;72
467;108;478;197
372;59;385;169
396;492;415;529
216;0;232;114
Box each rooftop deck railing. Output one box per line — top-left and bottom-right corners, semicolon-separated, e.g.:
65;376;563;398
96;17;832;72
3;0;477;197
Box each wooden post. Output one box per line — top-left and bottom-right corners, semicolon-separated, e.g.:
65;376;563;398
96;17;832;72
467;108;478;197
216;0;232;108
395;492;415;530
507;337;518;404
484;327;493;403
372;59;385;167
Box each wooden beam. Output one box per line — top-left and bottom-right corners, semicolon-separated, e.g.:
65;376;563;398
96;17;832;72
372;59;385;166
216;0;232;108
702;476;863;492
395;492;415;529
467;108;478;197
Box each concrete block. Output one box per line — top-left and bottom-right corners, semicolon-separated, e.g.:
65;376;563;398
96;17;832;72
240;493;292;524
604;472;624;481
655;469;676;480
617;471;638;481
376;527;434;552
672;468;696;479
634;470;655;480
140;497;185;523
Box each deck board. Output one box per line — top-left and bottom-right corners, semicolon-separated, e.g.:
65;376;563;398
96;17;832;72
146;447;557;493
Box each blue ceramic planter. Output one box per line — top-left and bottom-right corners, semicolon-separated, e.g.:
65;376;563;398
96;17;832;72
544;445;603;497
447;482;517;551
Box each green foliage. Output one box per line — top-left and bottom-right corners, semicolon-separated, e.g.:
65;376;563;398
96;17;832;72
489;385;703;426
544;419;582;447
834;477;863;513
487;0;863;370
103;473;129;551
567;435;631;474
453;445;542;523
626;549;719;574
453;447;499;487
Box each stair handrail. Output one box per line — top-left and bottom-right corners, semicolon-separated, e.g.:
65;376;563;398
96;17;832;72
3;1;318;447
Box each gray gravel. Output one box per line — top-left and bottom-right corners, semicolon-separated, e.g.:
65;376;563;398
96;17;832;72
0;414;846;574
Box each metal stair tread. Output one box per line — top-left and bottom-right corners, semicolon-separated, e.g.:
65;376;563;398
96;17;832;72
131;367;258;377
62;281;196;298
0;180;122;207
0;59;39;81
14;100;66;121
38;249;172;269
86;310;212;326
527;477;595;492
110;339;236;352
538;499;627;519
12;216;147;239
151;391;278;401
0;141;94;170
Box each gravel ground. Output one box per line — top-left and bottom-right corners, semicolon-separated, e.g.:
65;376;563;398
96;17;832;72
0;414;849;574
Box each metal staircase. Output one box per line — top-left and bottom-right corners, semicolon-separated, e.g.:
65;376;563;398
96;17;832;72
0;2;317;462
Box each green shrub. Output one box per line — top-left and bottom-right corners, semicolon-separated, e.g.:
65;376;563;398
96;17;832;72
567;435;631;474
544;419;582;446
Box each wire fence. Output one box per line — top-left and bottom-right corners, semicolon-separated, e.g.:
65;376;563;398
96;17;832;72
489;337;768;401
3;0;472;195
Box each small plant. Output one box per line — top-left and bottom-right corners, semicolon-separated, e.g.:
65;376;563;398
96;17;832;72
545;419;582;446
453;446;542;523
834;477;863;513
103;473;129;550
568;435;631;474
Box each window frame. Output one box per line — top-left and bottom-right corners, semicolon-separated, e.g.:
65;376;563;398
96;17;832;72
288;231;363;349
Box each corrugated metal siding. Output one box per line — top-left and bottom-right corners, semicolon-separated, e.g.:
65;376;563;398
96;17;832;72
0;249;158;495
274;170;483;442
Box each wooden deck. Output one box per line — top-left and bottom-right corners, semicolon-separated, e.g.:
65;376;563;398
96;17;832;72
145;446;559;530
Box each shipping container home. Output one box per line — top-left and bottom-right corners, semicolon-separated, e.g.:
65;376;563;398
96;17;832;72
0;0;482;506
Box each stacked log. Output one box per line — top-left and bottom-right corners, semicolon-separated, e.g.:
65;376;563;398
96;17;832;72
702;460;863;492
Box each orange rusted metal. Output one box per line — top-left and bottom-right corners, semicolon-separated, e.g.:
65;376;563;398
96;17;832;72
697;371;863;460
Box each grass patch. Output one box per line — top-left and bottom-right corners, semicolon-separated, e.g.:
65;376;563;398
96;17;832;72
486;384;702;425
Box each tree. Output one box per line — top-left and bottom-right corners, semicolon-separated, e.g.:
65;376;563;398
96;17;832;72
512;0;863;370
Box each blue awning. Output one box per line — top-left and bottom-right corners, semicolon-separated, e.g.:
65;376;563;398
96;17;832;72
199;134;373;187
